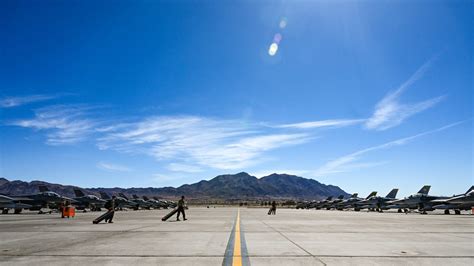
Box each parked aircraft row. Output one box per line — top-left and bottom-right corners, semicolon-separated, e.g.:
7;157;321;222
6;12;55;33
296;185;474;215
0;186;176;214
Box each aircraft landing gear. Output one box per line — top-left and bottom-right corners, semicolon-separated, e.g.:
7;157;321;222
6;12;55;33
454;210;461;215
444;210;450;215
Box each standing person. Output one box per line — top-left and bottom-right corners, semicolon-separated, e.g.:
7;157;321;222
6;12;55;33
176;195;187;221
271;201;277;215
104;196;116;223
60;200;66;218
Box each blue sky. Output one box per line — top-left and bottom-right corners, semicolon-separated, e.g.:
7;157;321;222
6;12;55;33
0;1;472;197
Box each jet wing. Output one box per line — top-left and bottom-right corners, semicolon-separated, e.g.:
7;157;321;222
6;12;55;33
433;204;458;210
9;196;36;201
0;202;33;209
430;198;449;204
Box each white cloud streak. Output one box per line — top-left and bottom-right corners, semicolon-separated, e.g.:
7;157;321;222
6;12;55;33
9;105;97;145
315;121;464;176
365;58;445;130
0;95;57;108
97;162;132;172
167;163;203;173
98;116;311;170
278;119;365;129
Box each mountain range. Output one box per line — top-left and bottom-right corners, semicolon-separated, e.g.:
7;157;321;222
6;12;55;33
0;172;348;200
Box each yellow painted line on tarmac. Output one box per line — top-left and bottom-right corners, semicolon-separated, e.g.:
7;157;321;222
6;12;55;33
232;208;242;266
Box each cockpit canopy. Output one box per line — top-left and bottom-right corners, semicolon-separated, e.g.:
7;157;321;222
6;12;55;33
41;191;61;198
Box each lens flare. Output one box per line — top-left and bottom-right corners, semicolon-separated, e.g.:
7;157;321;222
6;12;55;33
279;18;287;29
273;33;282;44
268;43;278;56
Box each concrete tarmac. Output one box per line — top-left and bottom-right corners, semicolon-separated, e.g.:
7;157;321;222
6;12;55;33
0;207;473;265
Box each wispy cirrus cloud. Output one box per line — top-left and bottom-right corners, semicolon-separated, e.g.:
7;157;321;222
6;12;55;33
0;94;58;108
97;161;132;172
279;57;444;132
365;58;445;130
314;121;464;176
277;119;365;129
98;116;311;170
167;163;203;173
8;105;98;145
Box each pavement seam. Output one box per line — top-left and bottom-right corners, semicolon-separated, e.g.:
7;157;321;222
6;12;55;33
1;254;474;258
2;230;474;233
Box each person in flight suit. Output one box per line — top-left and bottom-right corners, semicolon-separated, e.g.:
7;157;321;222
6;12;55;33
176;195;187;221
104;196;116;223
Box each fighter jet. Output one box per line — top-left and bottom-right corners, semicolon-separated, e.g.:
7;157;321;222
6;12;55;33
333;193;360;210
153;197;175;209
0;195;32;214
9;185;76;213
130;194;152;209
385;185;448;214
339;192;377;211
114;193;151;210
432;186;474;214
325;195;345;210
99;192;133;209
296;200;312;209
72;189;106;211
142;196;164;209
311;196;332;209
357;189;399;212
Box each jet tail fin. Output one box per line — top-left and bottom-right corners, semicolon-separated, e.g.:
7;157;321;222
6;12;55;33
418;185;431;195
38;185;49;192
99;192;110;199
119;193;129;200
386;189;399;199
465;185;474;194
366;191;377;199
351;193;358;198
73;189;85;197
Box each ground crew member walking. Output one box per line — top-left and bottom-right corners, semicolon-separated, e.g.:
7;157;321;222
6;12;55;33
104;196;116;223
271;201;277;215
60;200;66;218
177;195;187;221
